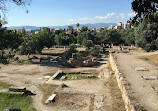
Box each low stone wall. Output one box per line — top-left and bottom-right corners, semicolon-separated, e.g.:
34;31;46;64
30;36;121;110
109;53;136;111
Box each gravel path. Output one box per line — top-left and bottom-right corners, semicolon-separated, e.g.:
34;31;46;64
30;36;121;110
115;52;158;111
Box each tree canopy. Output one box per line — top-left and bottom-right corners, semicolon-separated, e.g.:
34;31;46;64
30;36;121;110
0;0;31;15
134;12;158;51
131;0;158;24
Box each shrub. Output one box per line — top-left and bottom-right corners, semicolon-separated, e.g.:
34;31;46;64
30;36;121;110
91;48;100;57
0;55;9;64
69;44;77;53
76;51;82;58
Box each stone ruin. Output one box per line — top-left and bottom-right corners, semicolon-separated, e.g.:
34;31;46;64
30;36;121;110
135;67;149;71
9;87;35;96
45;94;57;104
56;49;101;67
3;108;21;111
142;75;158;80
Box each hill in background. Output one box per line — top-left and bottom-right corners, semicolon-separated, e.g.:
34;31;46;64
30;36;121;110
6;23;117;30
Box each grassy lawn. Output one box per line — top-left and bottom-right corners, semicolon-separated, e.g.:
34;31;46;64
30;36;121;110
0;93;35;111
0;81;11;89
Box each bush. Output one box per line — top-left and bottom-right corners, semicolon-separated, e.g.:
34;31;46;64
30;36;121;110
76;51;82;58
69;44;77;53
82;39;94;50
91;48;100;57
0;55;9;64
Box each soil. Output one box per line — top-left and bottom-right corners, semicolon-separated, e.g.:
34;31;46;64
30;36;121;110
0;54;112;111
115;51;158;111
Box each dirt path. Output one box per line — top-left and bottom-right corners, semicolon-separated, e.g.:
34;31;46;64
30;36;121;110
115;52;158;111
0;56;112;111
0;65;58;111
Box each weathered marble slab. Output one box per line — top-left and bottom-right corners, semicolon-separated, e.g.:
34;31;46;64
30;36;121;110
135;67;149;71
142;75;158;80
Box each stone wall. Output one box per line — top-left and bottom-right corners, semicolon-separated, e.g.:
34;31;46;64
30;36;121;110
109;53;136;111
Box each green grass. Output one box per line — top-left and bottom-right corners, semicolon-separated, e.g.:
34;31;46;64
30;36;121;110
0;93;35;111
0;82;11;89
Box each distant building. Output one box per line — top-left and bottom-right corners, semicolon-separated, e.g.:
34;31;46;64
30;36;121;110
35;29;40;34
107;25;114;30
110;22;132;31
123;22;131;29
118;22;122;27
114;22;122;30
16;29;22;33
55;28;62;31
50;28;55;33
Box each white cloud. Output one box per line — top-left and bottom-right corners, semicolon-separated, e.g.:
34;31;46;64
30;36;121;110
128;12;136;17
68;17;92;22
78;17;92;21
68;19;76;22
95;13;117;19
68;12;134;23
119;13;125;19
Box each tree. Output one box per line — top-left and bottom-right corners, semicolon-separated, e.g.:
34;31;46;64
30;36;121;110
91;47;100;57
134;12;158;51
21;28;26;37
18;38;43;56
82;38;94;50
67;26;73;34
0;17;7;27
55;35;62;46
0;0;31;14
0;28;23;50
131;0;158;24
76;23;80;28
81;25;88;32
77;31;97;45
35;29;54;49
69;44;77;53
125;28;135;45
97;29;121;46
118;29;128;45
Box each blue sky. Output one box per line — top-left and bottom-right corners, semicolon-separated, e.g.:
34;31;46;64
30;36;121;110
4;0;135;26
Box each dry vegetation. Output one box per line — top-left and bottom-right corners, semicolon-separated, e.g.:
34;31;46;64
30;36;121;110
51;92;92;111
39;83;59;103
141;54;158;65
89;95;95;111
107;66;126;111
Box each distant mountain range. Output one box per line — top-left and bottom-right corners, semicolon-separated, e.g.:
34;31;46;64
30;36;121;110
6;23;117;30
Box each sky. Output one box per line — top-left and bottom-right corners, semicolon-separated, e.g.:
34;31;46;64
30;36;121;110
3;0;135;27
